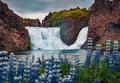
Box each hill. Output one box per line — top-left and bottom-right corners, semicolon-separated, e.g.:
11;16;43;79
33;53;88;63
42;7;89;27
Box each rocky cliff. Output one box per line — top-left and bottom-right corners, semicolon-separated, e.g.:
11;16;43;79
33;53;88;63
88;0;120;45
60;16;88;45
22;18;41;27
0;1;31;52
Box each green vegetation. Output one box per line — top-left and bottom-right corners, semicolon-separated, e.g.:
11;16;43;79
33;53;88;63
60;62;73;77
75;61;120;83
47;7;89;27
22;18;40;26
93;42;120;51
38;61;120;83
38;62;72;77
22;18;31;25
27;35;31;50
38;66;45;76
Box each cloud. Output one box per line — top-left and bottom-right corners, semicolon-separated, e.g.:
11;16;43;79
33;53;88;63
1;0;94;20
21;12;48;22
2;0;48;12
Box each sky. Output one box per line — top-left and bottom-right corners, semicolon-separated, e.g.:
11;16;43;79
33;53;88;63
1;0;94;22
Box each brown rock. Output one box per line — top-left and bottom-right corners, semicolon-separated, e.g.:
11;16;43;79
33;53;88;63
0;1;30;52
42;12;52;27
60;16;88;45
88;0;120;45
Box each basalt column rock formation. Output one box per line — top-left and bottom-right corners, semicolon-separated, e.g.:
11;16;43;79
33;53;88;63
88;0;120;44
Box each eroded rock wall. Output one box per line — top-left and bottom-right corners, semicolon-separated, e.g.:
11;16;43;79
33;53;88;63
88;0;120;44
0;1;30;51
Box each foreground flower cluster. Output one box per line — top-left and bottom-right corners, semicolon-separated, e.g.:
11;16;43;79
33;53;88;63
0;38;120;83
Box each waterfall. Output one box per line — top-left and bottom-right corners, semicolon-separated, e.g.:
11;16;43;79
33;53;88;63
26;27;88;50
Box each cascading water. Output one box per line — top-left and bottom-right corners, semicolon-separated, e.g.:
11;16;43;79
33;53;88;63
26;27;88;50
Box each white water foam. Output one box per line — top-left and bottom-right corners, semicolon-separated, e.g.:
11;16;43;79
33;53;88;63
26;27;88;50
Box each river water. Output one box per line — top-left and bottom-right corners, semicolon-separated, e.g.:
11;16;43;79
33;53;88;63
15;26;88;63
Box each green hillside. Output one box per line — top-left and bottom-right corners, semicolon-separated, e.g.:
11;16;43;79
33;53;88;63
43;7;89;27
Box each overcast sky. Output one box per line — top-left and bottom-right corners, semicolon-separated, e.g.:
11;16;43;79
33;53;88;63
1;0;94;21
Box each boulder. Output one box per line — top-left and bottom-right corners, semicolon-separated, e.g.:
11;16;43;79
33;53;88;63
60;16;88;45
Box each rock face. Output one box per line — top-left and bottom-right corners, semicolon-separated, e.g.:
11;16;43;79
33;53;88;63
22;18;41;27
88;0;120;44
60;16;88;45
0;1;30;51
42;12;52;27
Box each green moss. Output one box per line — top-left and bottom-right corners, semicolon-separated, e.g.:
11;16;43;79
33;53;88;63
27;35;31;50
47;7;89;27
